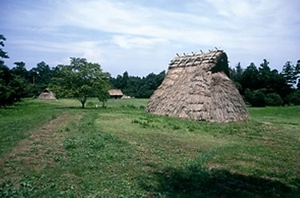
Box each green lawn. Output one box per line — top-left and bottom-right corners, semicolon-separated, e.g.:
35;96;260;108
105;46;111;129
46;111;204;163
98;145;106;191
0;99;299;197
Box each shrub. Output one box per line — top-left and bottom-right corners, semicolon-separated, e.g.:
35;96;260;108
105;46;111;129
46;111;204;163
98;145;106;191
243;88;253;105
251;90;266;107
286;90;300;105
243;89;266;107
265;93;283;106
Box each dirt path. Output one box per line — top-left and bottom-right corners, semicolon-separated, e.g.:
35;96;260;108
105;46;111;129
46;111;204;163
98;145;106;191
0;114;76;183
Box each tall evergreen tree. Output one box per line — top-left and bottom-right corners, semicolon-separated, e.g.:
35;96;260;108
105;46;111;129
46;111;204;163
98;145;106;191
281;61;299;86
240;62;259;91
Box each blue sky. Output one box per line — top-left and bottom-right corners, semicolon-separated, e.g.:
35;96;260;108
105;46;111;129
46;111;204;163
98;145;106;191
0;0;299;76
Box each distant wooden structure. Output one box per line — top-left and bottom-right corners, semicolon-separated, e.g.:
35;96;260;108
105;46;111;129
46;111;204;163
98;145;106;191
38;88;56;100
147;50;249;123
108;89;124;99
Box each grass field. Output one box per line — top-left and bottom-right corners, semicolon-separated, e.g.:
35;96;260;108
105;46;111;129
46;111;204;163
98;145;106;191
0;98;299;197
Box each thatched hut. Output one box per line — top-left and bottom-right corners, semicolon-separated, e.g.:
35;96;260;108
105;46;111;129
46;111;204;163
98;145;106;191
108;89;124;99
147;50;249;123
38;88;56;100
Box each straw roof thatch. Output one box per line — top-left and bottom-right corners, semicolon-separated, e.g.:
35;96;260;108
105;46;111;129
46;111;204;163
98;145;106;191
108;89;123;97
38;88;56;100
147;50;249;123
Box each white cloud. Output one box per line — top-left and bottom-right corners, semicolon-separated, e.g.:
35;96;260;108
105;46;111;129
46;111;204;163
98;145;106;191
1;0;299;74
112;35;168;49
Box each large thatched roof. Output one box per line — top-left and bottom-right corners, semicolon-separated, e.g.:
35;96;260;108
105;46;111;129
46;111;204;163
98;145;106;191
147;50;249;123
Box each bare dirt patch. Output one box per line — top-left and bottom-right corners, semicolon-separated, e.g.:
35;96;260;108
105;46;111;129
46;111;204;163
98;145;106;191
0;114;77;183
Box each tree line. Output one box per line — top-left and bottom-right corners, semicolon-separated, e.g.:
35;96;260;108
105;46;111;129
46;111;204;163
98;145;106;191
109;71;165;98
229;59;300;106
1;35;110;108
0;34;165;108
109;59;300;107
1;34;299;108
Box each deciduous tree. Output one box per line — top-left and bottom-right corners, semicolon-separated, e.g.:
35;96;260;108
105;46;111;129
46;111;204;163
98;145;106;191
51;58;110;108
0;35;27;107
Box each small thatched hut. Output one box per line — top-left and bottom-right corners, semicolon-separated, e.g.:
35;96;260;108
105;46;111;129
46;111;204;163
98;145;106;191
108;89;124;99
38;88;56;100
147;50;249;123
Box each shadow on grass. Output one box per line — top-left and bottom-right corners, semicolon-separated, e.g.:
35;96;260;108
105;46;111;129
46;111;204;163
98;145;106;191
54;106;85;110
141;163;299;198
54;105;107;110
